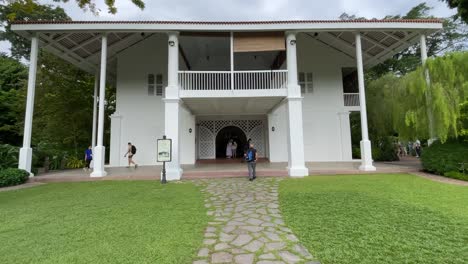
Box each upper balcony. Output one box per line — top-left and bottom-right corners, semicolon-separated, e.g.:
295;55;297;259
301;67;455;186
178;70;288;98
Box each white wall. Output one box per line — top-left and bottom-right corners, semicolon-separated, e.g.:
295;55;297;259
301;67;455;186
179;104;196;164
111;32;355;166
267;101;288;162
111;34;167;166
297;34;354;161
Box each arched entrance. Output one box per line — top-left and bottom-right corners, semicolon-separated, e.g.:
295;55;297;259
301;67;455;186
215;126;247;158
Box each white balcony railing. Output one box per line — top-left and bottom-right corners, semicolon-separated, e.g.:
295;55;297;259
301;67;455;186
178;71;231;91
344;93;360;107
178;70;288;91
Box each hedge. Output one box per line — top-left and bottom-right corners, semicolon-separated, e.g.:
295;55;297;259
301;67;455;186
421;141;468;180
0;168;30;188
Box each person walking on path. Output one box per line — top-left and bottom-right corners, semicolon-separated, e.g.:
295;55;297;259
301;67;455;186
231;140;238;158
124;142;138;168
245;143;258;181
84;145;93;171
414;139;422;158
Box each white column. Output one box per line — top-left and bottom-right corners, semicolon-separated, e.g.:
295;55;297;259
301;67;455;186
230;32;234;91
420;34;435;145
285;32;308;177
18;34;39;175
338;111;353;161
164;32;183;180
91;72;99;148
355;32;376;171
91;34;108;177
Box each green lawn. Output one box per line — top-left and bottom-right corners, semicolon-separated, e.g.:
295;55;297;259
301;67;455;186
0;181;208;264
280;174;468;264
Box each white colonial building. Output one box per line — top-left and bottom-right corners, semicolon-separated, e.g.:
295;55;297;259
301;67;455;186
12;19;442;180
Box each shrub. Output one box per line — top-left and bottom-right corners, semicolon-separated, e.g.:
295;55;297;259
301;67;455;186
0;144;19;170
421;140;468;179
372;137;399;162
0;168;30;187
66;156;84;169
444;171;468;181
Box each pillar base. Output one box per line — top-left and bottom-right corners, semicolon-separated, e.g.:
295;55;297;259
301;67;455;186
161;167;183;181
359;140;376;171
90;146;107;177
287;166;309;177
18;147;34;177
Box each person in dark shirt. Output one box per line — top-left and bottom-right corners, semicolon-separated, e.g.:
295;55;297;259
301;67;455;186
84;145;93;171
244;143;258;181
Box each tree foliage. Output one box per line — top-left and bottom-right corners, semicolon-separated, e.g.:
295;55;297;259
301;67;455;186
0;0;70;59
0;54;27;145
367;52;468;143
51;0;145;14
443;0;468;23
0;0;114;164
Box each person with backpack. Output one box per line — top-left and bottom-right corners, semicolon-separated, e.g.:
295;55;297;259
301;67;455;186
84;145;93;171
244;142;258;181
124;142;138;168
242;138;252;163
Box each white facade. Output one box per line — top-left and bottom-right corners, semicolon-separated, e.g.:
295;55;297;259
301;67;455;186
11;19;443;179
108;32;357;169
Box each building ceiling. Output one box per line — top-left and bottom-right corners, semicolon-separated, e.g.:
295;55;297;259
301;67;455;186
182;97;284;115
11;20;442;79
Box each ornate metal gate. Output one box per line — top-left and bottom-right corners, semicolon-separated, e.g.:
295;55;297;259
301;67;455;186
197;119;265;159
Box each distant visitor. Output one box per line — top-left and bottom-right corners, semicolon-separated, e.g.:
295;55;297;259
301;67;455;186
84;145;93;171
245;143;258;181
124;142;138;168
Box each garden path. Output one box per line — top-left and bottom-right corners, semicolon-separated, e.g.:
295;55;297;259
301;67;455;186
192;178;320;264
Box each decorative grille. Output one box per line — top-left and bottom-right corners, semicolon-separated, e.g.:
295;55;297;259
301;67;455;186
197;119;265;159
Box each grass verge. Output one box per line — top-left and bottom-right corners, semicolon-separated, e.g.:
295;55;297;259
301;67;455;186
280;174;468;264
0;181;207;264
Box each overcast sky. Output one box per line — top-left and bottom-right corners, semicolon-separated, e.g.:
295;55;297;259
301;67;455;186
0;0;456;55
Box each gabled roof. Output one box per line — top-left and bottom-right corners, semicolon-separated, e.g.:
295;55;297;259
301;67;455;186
11;19;443;77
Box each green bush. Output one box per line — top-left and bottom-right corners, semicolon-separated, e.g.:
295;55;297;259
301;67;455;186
444;171;468;181
421;141;468;178
0;144;19;170
372;137;399;162
0;168;30;187
65;156;84;169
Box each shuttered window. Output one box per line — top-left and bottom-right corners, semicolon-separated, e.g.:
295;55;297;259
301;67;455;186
147;74;155;96
148;73;164;96
233;32;285;53
156;74;163;96
299;72;313;94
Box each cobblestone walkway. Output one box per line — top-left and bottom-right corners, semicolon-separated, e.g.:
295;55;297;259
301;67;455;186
192;178;319;264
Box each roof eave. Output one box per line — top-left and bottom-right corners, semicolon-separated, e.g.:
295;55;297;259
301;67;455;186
11;21;443;33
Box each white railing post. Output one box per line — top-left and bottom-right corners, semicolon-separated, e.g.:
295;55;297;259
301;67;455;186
355;32;376;171
230;32;234;90
91;33;109;177
285;32;308;177
18;33;39;175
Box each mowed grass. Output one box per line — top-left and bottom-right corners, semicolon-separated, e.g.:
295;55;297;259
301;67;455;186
279;174;468;264
0;181;208;264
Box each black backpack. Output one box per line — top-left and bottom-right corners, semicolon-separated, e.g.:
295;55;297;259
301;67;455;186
131;145;137;154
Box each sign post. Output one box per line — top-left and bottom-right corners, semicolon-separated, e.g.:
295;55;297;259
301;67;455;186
157;135;172;184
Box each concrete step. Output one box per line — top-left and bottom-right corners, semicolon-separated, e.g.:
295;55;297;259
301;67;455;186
183;170;288;179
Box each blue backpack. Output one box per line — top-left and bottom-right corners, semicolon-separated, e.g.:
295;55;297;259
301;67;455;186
246;149;254;162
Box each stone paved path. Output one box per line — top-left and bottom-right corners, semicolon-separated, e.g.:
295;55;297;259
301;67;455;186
192;178;320;264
